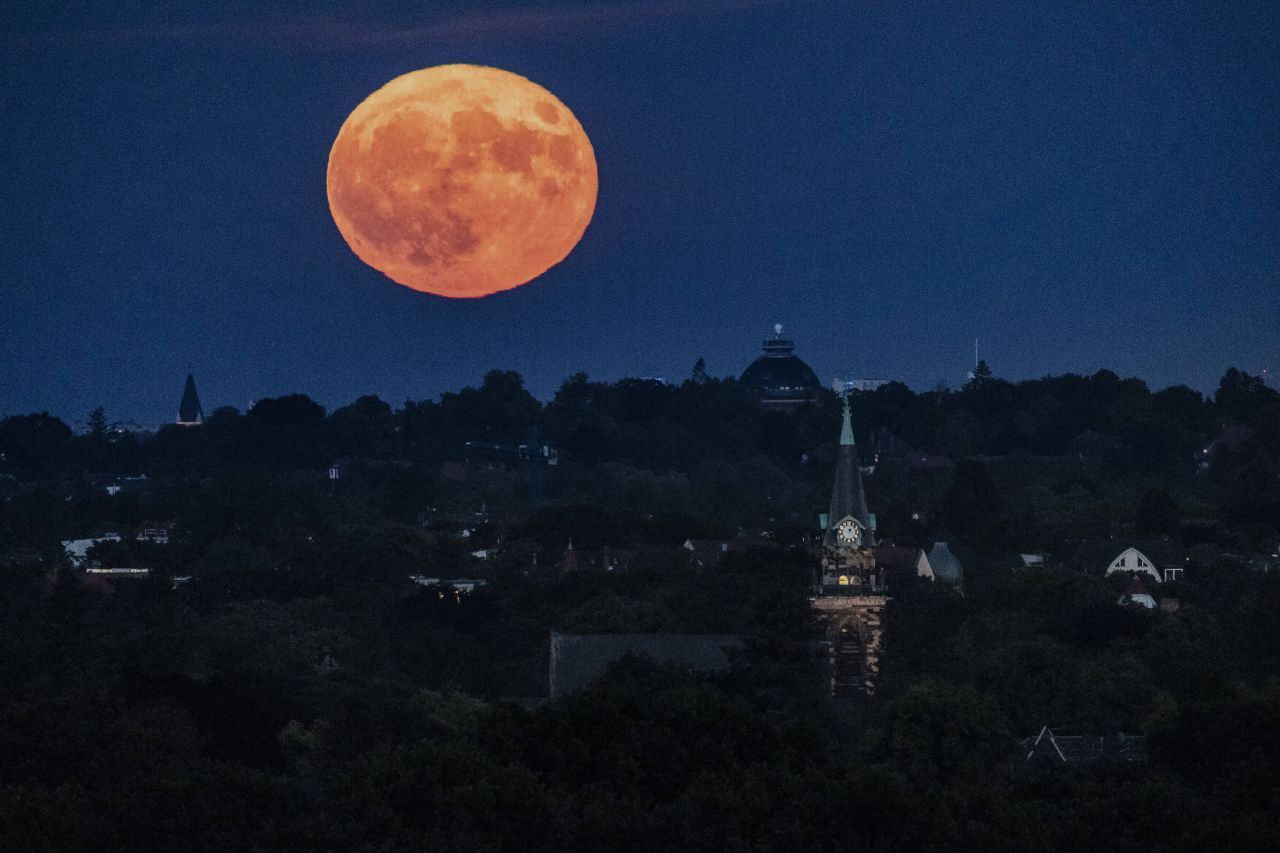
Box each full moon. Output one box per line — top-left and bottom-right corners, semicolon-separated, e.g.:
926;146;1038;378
326;65;598;298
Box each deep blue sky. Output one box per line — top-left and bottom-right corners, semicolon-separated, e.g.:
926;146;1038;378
3;0;1277;427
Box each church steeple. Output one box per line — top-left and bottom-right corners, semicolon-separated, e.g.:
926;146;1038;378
177;374;204;426
839;394;855;446
813;382;888;697
824;389;873;547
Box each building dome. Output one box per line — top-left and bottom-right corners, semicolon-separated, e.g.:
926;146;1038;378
739;325;821;409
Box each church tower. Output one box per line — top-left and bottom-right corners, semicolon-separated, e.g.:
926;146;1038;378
819;391;880;588
176;374;204;426
811;384;887;695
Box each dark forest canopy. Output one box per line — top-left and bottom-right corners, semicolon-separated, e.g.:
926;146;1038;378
1;367;1279;850
1;366;1277;555
7;366;1274;474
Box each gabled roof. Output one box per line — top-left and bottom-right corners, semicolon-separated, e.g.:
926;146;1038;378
556;543;635;574
1025;726;1068;762
923;540;965;588
1068;538;1184;571
1021;726;1146;763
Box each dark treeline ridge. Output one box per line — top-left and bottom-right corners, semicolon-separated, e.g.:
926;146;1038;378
0;365;1278;850
3;365;1277;553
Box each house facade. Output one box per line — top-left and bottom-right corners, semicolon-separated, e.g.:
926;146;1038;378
1070;539;1186;583
1101;544;1185;583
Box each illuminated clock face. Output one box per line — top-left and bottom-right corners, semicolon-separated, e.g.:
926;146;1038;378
836;519;862;545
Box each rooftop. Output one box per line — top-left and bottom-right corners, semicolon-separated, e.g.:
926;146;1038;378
739;325;821;400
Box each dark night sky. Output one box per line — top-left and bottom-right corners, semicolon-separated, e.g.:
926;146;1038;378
3;0;1277;427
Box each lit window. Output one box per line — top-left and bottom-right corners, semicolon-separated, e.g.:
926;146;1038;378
838;575;850;585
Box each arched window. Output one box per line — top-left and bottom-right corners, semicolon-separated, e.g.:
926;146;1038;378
838;575;850;586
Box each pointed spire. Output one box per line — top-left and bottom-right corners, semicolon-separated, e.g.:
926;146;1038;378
825;388;873;546
559;539;578;575
840;393;854;446
177;374;204;425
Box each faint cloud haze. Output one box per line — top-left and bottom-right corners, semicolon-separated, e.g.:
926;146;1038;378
4;0;792;50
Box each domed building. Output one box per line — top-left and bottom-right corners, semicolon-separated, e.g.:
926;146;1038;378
739;324;822;411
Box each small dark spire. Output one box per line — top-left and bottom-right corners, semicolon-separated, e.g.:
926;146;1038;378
559;540;578;575
177;374;204;425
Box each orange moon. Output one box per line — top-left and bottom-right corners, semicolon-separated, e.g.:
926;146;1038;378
326;65;598;298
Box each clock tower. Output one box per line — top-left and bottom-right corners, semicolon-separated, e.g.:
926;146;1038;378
812;384;887;695
820;389;880;588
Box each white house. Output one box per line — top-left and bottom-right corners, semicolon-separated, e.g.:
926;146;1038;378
61;534;122;568
1073;539;1186;583
914;549;934;580
135;523;172;544
1103;546;1183;583
85;567;151;578
409;576;489;593
916;539;966;589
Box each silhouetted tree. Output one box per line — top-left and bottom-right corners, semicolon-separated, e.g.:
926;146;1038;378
0;413;74;480
88;407;108;445
248;394;326;429
1214;368;1277;422
940;459;1000;548
1136;488;1181;536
